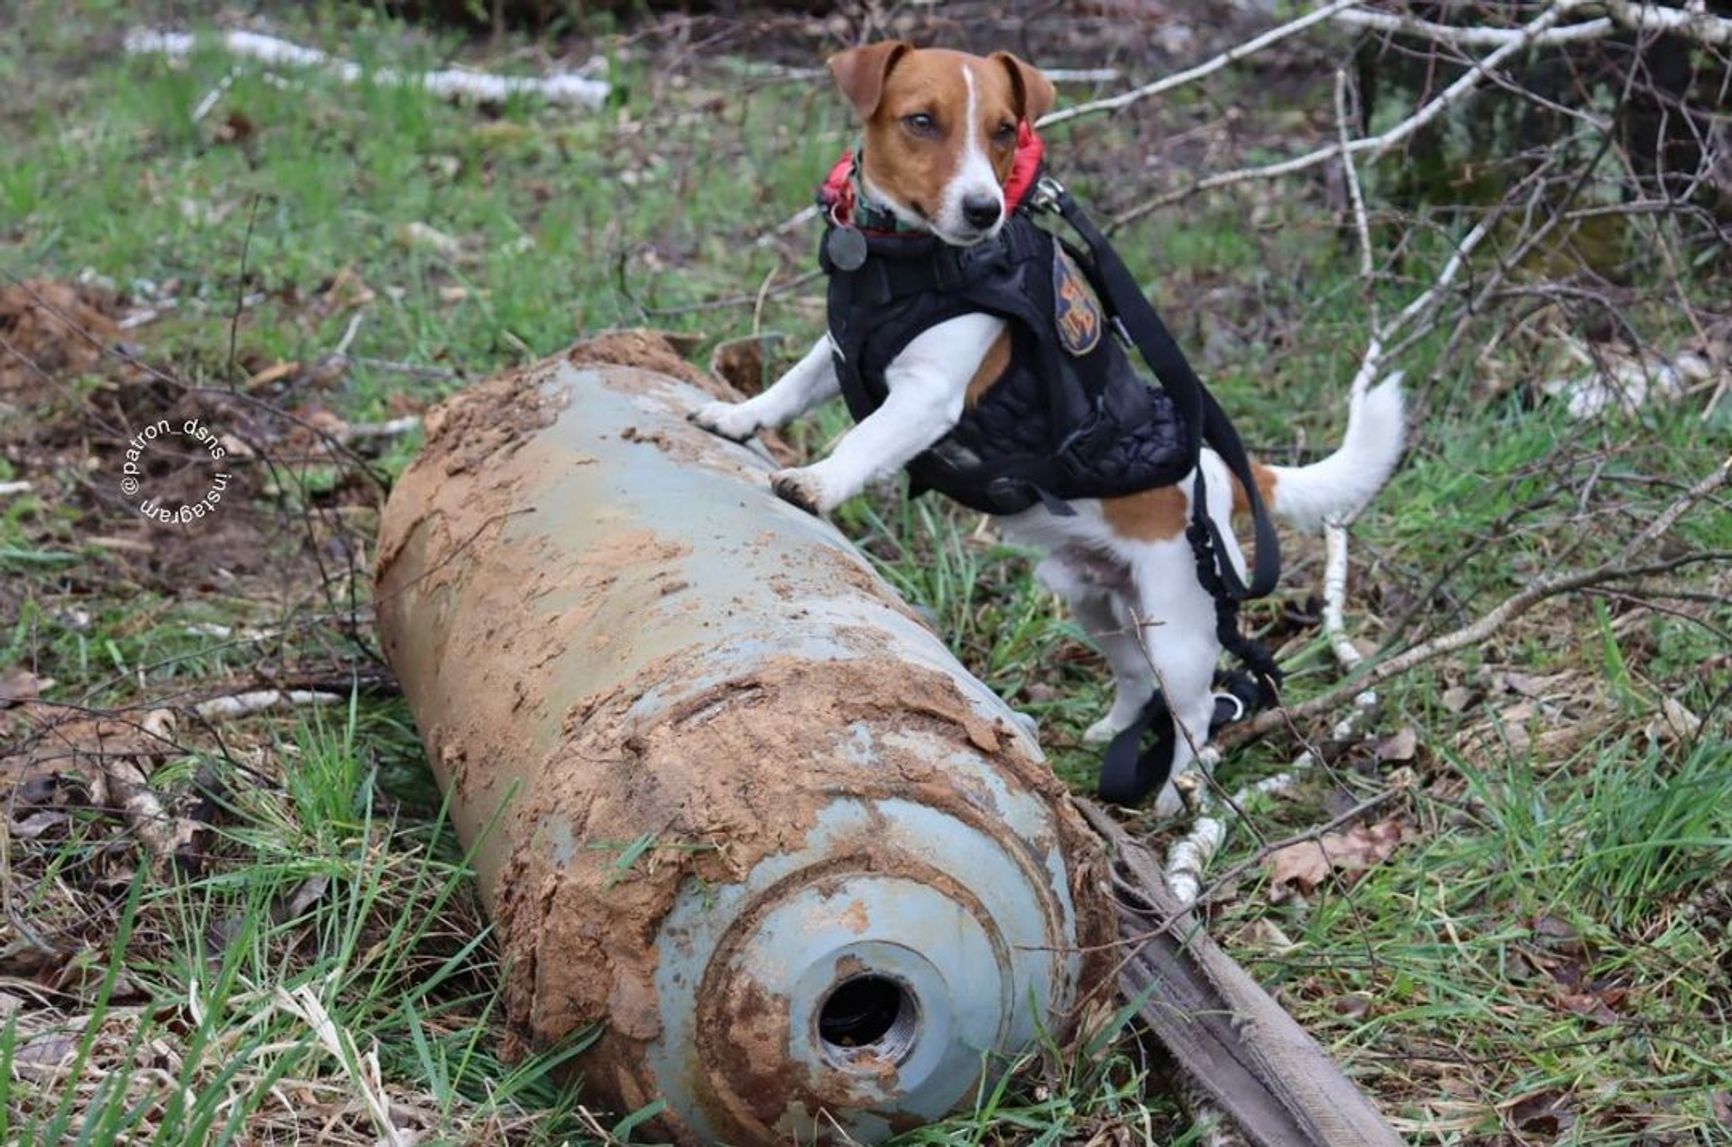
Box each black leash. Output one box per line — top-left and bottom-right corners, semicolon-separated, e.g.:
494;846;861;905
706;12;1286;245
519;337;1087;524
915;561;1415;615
1096;671;1267;807
1028;174;1285;805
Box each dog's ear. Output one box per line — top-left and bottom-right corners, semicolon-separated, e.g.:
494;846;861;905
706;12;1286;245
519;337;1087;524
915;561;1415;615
992;51;1056;124
827;40;913;119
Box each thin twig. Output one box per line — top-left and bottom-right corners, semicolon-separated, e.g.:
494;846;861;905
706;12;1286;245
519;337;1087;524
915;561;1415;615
1039;0;1366;128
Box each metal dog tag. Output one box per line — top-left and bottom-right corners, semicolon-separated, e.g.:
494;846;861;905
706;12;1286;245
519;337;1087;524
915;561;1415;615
826;225;868;272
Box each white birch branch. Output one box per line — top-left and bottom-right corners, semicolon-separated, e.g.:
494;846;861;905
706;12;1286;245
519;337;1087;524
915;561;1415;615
124;28;610;109
1334;8;1615;46
193;689;344;721
1599;0;1732;45
1337;2;1731;48
1038;0;1367;128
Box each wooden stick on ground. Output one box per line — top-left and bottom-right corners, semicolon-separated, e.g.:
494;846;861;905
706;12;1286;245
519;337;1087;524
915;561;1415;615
1078;801;1403;1146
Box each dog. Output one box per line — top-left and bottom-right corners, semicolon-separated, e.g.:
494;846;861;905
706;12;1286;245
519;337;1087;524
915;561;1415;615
692;43;1405;814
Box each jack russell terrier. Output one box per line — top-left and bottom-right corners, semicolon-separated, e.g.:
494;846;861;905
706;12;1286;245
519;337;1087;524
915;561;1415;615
692;42;1404;814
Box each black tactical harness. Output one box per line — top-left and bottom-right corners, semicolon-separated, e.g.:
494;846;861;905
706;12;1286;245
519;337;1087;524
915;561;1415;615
820;171;1284;807
824;211;1196;518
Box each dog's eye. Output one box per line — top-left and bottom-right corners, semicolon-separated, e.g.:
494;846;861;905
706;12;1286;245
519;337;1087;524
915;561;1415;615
902;112;937;136
992;121;1017;145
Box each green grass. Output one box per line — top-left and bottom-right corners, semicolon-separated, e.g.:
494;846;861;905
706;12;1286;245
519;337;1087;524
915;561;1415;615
2;1;1729;1143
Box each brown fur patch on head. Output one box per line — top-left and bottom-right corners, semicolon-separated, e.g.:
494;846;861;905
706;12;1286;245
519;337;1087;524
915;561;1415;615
1101;486;1190;542
827;41;912;119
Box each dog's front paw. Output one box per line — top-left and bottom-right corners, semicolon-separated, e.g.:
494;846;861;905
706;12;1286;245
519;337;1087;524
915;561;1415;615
770;467;832;517
689;400;760;443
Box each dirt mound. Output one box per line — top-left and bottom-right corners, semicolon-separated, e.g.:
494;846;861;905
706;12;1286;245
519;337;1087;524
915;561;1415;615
0;281;378;592
566;327;737;400
0;280;122;397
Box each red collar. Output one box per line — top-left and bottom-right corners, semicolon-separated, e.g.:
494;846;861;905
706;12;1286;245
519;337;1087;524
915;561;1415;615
818;122;1046;234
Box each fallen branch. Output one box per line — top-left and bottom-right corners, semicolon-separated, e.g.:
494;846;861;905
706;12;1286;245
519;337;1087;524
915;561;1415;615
350;356;461;381
190;66;239;123
1077;801;1404;1146
1599;0;1732;45
738;63;1122;84
193;689;344;721
124;28;610;109
0;481;33;497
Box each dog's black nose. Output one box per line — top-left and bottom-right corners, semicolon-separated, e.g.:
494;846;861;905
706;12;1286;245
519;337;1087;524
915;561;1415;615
962;195;1002;230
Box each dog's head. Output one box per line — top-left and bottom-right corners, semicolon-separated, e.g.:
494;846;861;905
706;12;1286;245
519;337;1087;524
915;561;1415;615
827;43;1055;247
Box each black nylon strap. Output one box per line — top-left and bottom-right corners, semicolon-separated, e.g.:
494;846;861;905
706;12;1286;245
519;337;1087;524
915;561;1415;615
1098;672;1272;807
1040;182;1281;601
840;219;1048;305
1098;692;1176;808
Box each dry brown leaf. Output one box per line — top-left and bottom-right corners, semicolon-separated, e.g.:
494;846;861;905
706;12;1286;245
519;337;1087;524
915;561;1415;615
12;1031;78;1078
1532;914;1582;945
1237;917;1298;952
1330;993;1373;1020
0;667;53;707
1266;817;1410;901
1492;669;1573;699
214;110;255;144
244;360;299;390
1558;991;1618;1025
1441;685;1477;713
1375;726;1418;763
316;266;376;315
11;810;68;839
1645;697;1702;744
1503;1090;1577;1137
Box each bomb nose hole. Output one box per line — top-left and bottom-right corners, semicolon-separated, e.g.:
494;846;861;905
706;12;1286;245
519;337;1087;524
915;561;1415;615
817;975;919;1064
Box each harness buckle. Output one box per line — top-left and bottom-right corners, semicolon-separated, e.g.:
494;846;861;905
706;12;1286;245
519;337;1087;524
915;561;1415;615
1051;408;1117;482
1030;174;1066;214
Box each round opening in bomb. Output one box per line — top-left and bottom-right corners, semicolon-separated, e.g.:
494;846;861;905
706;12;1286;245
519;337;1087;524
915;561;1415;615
817;974;919;1065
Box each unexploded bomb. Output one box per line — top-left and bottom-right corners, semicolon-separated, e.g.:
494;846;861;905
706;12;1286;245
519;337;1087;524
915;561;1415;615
375;333;1111;1145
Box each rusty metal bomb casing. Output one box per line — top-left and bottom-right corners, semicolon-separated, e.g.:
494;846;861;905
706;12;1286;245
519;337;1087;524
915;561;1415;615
374;335;1110;1144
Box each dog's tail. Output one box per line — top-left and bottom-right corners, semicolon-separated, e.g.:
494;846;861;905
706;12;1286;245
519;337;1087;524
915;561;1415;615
1237;374;1406;531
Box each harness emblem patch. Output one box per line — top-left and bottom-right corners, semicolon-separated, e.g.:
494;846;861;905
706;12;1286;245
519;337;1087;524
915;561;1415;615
1053;249;1104;357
